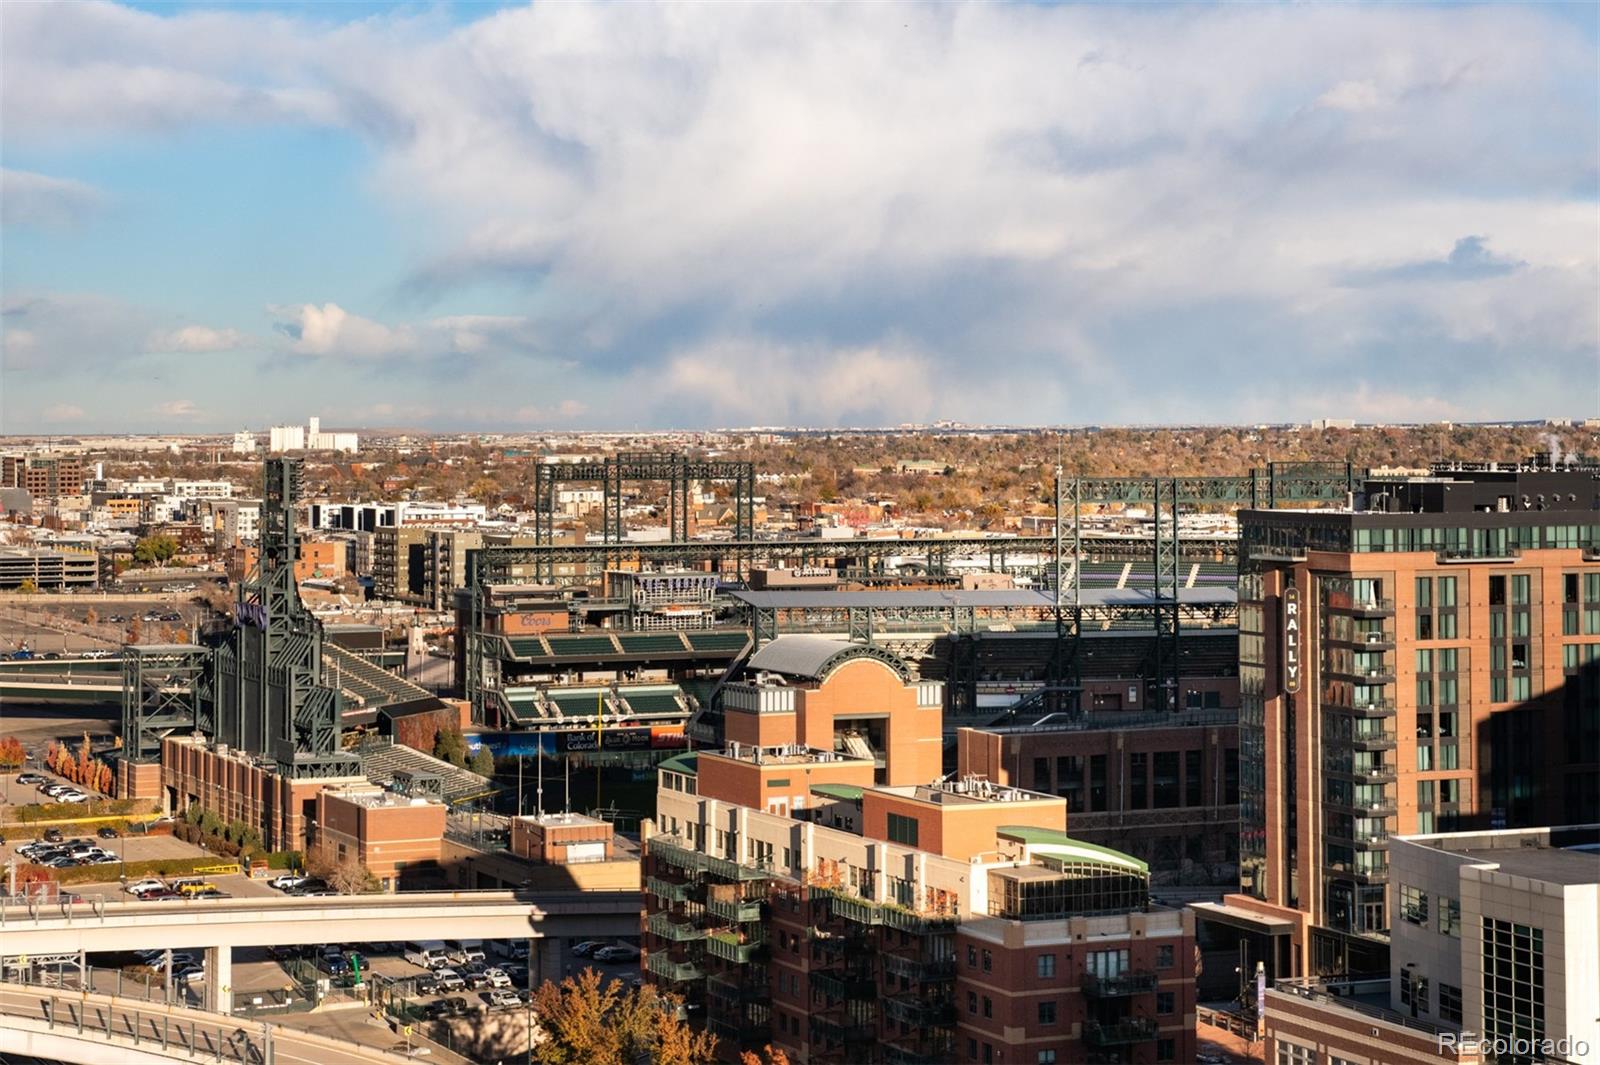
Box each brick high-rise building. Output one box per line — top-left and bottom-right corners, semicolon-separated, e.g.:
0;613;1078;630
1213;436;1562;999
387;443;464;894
643;636;1198;1064
1220;460;1600;980
2;452;84;501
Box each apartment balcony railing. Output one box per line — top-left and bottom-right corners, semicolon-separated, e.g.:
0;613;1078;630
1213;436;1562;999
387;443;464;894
809;969;877;1001
706;897;764;923
1082;970;1159;998
1325;797;1397;818
646;953;703;983
704;853;774;882
881;995;956;1028
1083;1018;1160;1047
881;904;959;935
646;876;697;903
1326;857;1391;881
815;887;884;926
810;1016;877;1045
706;971;768;1005
1345;726;1397;750
1346;598;1396;616
647;912;705;942
1248;545;1308;562
1326;695;1396;716
704;929;767;964
648;837;704;874
883;954;958;983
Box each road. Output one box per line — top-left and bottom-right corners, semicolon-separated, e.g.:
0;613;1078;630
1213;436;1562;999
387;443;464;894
0;981;409;1065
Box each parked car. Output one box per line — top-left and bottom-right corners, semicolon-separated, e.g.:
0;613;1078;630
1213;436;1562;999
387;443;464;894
594;945;640;962
483;968;513;989
571;941;605;957
97;826;120;839
432;970;467;994
487;989;522;1010
269;874;309;891
137;889;182;901
16;773;44;785
125;878;165;895
176;965;207;984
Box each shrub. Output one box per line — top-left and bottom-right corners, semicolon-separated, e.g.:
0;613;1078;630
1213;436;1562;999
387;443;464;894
24;855;242;887
265;850;303;871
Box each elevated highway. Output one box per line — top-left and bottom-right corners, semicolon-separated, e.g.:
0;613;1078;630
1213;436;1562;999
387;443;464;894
2;889;642;1012
0;980;409;1065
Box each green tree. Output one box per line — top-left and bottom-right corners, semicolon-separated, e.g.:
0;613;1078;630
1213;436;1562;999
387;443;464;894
433;726;468;768
16;578;37;594
469;746;495;777
133;534;180;567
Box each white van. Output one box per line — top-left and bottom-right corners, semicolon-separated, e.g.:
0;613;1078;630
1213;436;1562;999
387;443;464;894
403;941;450;969
446;938;486;965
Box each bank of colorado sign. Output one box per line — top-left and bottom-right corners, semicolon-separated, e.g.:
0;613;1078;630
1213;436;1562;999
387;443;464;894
1282;587;1301;694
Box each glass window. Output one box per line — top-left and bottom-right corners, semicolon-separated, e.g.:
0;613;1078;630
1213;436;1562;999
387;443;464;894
1157;991;1175;1015
968;991;977;1014
1439;677;1458;705
967;945;977;968
1439;896;1460;937
1400;884;1429;925
1491;675;1507;703
1036;953;1055;979
1416;649;1433;673
1415;578;1432;609
1037;1001;1056;1026
1157;944;1175;969
982;949;992;973
982;996;992;1018
1417;613;1433;641
1129;752;1148;811
1512;612;1530;637
1439;577;1457;607
1417;745;1433;771
1511;675;1531;702
1038;1053;1057;1065
1489;576;1506;605
1511;574;1530;605
1440;983;1463;1024
887;813;919;847
1439;648;1459;672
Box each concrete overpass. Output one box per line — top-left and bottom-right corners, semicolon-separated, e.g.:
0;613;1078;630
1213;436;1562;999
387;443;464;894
1;889;642;1012
0;979;410;1065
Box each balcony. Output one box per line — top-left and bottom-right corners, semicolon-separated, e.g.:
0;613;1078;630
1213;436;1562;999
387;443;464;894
704;929;767;964
646;876;696;903
1248;545;1307;562
810;1016;877;1045
883;954;957;982
706;897;764;923
1438;547;1520;564
1346;725;1397;751
646;954;703;983
1083;1018;1160;1046
706;971;767;1005
1326;797;1397;819
881;904;959;935
816;887;884;926
1082;970;1159;998
649;837;705;873
881;995;956;1027
1326;695;1395;716
703;853;774;882
810;969;877;1001
1348;598;1395;616
647;912;705;942
1326;857;1390;882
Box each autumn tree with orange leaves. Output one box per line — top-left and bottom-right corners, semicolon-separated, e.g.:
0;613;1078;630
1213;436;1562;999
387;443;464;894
530;968;716;1065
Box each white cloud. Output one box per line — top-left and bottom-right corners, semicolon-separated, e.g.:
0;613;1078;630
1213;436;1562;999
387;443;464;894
158;399;199;418
639;338;937;427
42;403;86;422
272;302;413;359
268;303;541;361
0;168;104;227
2;2;1594;424
145;324;247;353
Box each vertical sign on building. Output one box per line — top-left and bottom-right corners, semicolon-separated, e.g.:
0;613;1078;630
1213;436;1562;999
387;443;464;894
1282;586;1301;694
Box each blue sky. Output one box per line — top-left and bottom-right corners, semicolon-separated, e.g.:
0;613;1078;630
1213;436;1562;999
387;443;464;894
2;1;1595;433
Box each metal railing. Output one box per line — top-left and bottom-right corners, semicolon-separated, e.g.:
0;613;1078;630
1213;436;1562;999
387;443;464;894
1271;977;1464;1039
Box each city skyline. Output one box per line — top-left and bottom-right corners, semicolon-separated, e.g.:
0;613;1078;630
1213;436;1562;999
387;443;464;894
3;1;1596;434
